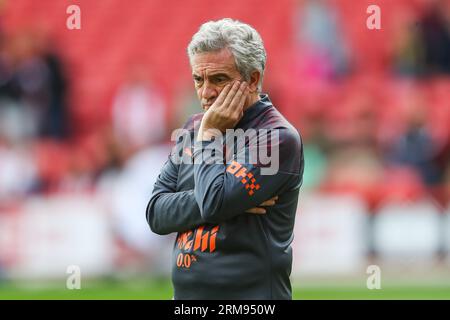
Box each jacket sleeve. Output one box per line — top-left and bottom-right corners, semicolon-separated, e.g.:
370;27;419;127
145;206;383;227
193;128;303;223
146;152;206;235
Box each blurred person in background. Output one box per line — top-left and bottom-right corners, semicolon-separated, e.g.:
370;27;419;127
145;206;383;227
320;91;384;205
97;142;174;276
0;33;36;143
386;94;442;187
293;0;351;82
111;63;167;154
33;27;69;139
97;65;171;274
392;14;425;76
298;110;328;190
147;18;304;300
394;0;450;76
0;28;51;201
2;30;68;141
419;0;450;75
0;135;38;203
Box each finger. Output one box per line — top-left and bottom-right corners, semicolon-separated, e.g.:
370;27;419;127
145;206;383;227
230;82;248;116
259;200;276;207
245;207;267;214
213;83;233;108
259;195;279;206
221;80;241;109
228;81;247;110
229;84;247;121
236;85;248;113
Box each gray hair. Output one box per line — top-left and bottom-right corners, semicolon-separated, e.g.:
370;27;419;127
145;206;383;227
187;18;267;92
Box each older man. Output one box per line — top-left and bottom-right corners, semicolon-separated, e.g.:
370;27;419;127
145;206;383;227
146;18;304;300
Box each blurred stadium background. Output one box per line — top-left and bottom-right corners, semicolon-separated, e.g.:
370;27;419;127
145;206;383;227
0;0;449;299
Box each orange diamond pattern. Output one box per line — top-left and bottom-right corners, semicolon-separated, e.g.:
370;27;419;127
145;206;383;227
241;173;260;196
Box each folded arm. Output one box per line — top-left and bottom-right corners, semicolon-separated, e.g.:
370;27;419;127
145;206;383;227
146;154;206;235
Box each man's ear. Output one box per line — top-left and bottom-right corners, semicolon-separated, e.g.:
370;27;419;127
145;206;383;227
248;71;261;93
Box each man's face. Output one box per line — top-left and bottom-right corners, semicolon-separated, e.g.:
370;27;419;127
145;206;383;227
191;48;244;111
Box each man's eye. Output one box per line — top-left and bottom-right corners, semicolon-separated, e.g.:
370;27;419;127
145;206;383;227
211;78;228;85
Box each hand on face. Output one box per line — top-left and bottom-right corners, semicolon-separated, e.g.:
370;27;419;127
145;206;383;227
199;80;250;135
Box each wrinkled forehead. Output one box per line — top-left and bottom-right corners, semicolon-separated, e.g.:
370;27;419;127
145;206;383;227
190;48;238;75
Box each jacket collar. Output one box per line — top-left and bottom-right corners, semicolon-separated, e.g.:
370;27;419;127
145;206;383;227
237;94;273;127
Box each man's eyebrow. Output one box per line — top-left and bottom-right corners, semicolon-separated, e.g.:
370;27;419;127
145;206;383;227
192;73;230;80
208;73;230;78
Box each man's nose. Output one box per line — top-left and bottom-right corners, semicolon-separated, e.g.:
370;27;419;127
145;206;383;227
201;81;217;101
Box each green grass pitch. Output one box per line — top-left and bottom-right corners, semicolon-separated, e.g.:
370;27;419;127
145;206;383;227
1;278;449;300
